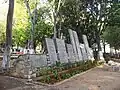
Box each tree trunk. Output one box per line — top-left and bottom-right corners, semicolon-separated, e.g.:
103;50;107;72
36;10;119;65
2;0;14;70
96;33;102;60
24;0;34;50
53;12;57;38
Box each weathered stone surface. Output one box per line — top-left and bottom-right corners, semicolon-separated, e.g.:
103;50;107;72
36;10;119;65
82;35;90;60
11;54;48;78
45;38;58;65
80;44;88;60
73;31;83;61
66;44;76;62
54;38;68;63
30;54;47;67
68;29;78;61
89;48;95;61
11;59;25;78
98;51;104;60
82;35;94;60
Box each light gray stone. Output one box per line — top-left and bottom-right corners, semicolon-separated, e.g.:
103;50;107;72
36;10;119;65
82;35;90;59
82;35;94;60
30;54;47;67
54;38;68;63
80;44;88;60
66;44;76;62
98;51;104;60
13;54;48;78
89;48;95;61
73;31;83;61
45;38;58;64
68;29;79;61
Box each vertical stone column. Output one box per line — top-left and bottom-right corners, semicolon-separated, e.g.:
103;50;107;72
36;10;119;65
73;31;83;61
66;44;76;62
82;35;94;60
80;44;88;60
24;54;32;81
68;29;79;61
98;51;105;61
45;38;58;65
54;38;68;63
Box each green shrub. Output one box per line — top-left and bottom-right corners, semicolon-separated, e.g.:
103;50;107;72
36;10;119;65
37;60;102;84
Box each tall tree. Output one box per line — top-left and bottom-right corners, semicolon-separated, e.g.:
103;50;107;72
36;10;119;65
24;0;35;50
12;1;29;47
57;0;112;59
103;1;120;50
2;0;14;70
47;0;65;38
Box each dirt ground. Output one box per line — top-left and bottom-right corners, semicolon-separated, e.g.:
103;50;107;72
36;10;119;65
51;65;120;90
1;65;120;90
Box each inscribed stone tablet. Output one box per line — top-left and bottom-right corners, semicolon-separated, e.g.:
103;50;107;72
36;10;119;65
73;31;83;61
54;38;68;63
31;54;47;67
68;29;78;60
66;44;76;62
45;38;58;64
80;44;88;60
82;35;91;60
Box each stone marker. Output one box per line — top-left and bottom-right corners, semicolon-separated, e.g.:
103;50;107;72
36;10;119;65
68;29;78;61
66;44;76;62
45;38;58;65
73;31;83;61
82;35;90;59
15;54;48;78
31;54;47;67
89;48;95;61
98;51;104;61
54;38;68;63
83;35;94;60
80;44;88;60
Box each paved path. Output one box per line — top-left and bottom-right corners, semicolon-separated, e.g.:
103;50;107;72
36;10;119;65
0;65;120;90
51;65;120;90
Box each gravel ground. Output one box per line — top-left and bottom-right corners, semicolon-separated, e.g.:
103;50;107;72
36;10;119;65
0;65;120;90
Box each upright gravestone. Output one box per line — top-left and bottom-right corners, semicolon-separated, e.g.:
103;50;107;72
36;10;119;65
80;44;88;60
45;38;58;65
68;29;79;61
82;35;91;60
82;35;94;60
89;48;95;61
54;38;68;63
73;31;83;61
66;44;76;62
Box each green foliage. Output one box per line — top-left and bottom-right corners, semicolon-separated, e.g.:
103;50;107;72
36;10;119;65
12;1;29;46
45;75;51;83
52;69;59;80
12;0;53;47
56;0;111;49
103;26;120;49
103;2;120;49
34;19;53;47
0;22;5;45
37;60;101;84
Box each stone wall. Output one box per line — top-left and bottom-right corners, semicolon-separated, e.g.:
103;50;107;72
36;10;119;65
11;54;47;78
10;30;96;79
